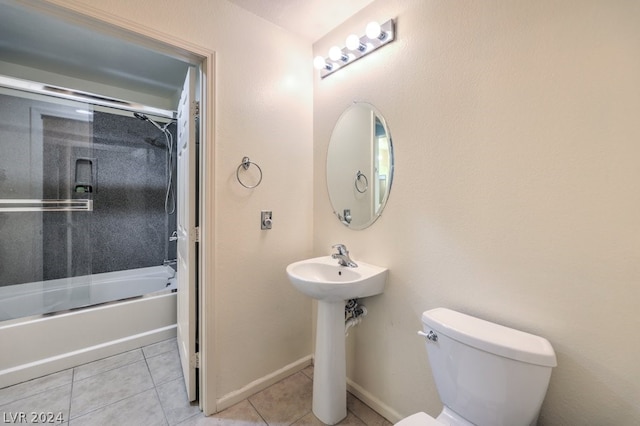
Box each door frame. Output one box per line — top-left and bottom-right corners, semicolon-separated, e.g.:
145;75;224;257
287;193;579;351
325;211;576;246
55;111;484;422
20;0;218;415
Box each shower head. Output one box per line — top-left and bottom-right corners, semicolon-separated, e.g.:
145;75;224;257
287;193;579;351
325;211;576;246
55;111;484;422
133;112;165;132
133;112;148;121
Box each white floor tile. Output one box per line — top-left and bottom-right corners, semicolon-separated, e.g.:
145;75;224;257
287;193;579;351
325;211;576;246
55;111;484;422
70;360;154;419
146;349;183;386
70;389;166;426
156;377;200;425
0;383;71;425
143;338;178;359
0;369;72;406
73;349;144;382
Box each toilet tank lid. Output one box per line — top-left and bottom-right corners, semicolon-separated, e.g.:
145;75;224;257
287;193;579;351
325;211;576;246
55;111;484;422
422;308;557;367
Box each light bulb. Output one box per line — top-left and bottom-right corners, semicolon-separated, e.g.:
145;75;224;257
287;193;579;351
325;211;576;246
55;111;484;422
313;55;328;70
329;46;345;62
345;34;363;51
365;21;382;40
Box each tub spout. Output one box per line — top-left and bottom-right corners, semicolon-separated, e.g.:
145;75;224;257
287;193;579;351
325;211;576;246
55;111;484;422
163;259;177;274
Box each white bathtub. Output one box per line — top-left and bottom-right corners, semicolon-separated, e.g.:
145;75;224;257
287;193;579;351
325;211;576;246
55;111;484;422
0;265;177;322
0;266;177;388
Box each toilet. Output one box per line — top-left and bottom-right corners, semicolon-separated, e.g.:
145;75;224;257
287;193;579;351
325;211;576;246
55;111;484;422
397;308;557;426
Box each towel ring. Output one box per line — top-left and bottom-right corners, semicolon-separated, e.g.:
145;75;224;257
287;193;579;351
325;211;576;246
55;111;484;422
236;156;263;189
355;170;368;193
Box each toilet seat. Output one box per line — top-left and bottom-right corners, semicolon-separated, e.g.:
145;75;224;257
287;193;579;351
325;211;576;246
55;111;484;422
395;412;442;426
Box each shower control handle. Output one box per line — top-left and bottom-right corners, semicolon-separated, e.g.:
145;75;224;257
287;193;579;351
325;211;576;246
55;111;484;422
418;330;438;342
261;210;272;230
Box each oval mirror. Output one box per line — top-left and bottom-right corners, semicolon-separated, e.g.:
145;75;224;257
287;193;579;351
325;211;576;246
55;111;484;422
326;102;394;229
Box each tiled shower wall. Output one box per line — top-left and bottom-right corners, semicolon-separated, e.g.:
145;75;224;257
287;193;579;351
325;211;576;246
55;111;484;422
82;111;176;275
0;92;176;285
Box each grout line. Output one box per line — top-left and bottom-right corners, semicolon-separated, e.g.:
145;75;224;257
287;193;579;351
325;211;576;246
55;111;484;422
0;380;71;410
142;338;178;360
0;382;75;424
71;358;155;420
72;357;147;386
143;347;173;425
145;340;174;425
72;349;144;383
246;398;270;425
349;409;368;426
66;387;156;422
68;368;75;423
142;349;154;383
178;412;202;425
153;378;170;425
289;411;312;425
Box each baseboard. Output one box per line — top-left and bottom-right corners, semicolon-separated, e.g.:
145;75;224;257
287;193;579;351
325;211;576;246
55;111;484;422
216;354;313;412
347;378;403;424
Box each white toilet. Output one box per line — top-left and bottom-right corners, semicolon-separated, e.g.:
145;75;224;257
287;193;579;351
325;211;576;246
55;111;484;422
397;308;557;426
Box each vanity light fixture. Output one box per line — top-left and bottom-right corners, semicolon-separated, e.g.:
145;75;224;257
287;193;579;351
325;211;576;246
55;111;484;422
345;34;366;52
314;18;395;79
365;21;385;40
313;56;333;71
329;46;349;63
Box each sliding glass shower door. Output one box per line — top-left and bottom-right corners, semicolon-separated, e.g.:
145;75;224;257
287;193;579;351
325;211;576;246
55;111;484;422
0;87;94;320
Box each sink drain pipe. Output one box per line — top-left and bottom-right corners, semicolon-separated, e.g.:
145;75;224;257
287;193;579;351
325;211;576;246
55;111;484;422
345;299;367;336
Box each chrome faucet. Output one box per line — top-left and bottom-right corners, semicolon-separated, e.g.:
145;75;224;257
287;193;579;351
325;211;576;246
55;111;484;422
331;244;358;268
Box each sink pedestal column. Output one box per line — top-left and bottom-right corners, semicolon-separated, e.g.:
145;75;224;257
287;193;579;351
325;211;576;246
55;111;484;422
313;300;346;425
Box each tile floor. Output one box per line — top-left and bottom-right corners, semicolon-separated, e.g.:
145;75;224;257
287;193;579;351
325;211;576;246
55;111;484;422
0;338;393;426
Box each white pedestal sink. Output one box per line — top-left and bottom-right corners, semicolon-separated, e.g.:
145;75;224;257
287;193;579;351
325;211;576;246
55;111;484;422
286;256;388;425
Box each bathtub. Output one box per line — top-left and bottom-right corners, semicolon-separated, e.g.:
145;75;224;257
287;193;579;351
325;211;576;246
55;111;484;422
0;265;177;322
0;266;177;388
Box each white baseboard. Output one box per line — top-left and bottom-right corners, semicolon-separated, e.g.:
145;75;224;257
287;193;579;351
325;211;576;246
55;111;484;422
216;355;313;412
347;378;403;424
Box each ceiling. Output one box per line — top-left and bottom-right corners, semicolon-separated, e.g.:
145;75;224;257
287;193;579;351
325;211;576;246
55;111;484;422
0;1;191;104
0;0;374;107
226;0;376;41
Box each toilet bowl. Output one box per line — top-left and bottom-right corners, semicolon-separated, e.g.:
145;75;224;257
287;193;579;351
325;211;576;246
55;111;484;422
396;308;557;426
396;408;473;426
396;412;440;426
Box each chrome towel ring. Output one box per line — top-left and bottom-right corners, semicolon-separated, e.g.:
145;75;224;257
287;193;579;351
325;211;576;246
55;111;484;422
355;170;368;193
236;156;263;189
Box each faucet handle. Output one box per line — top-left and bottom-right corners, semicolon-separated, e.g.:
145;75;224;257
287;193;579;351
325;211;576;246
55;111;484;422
332;244;348;255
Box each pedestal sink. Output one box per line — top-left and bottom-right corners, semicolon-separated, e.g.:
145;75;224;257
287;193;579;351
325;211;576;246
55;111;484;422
286;256;388;425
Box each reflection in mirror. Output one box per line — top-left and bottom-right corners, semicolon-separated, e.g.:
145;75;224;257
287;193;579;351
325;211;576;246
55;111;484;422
326;102;393;229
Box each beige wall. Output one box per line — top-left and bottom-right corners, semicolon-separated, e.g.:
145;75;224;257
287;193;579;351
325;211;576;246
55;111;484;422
314;0;640;424
45;0;314;409
30;0;640;423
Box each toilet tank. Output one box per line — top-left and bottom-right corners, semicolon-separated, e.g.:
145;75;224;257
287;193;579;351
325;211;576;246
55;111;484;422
421;308;557;426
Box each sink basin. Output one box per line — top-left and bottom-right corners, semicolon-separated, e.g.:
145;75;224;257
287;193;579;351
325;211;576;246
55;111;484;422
286;256;387;302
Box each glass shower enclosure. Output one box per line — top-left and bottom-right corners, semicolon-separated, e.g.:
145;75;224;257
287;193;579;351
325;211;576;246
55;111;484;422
0;82;177;322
